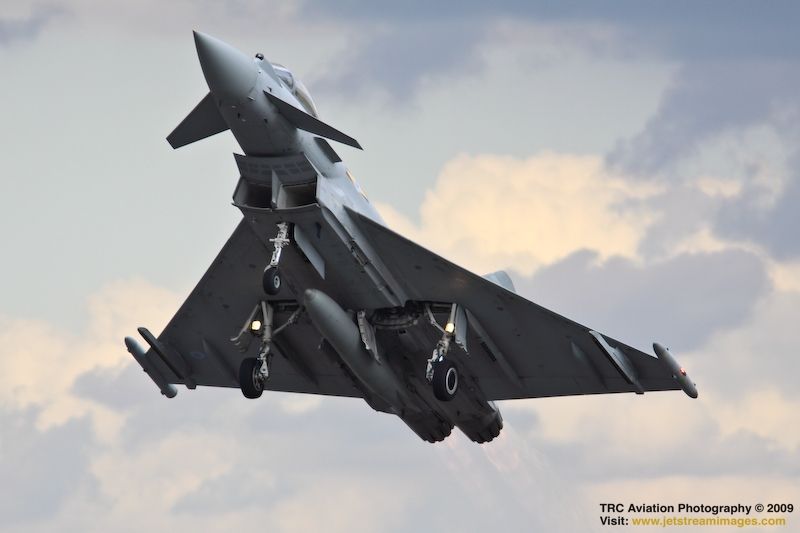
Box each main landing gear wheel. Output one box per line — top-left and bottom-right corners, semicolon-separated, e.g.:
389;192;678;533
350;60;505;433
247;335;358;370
431;358;458;402
262;266;282;295
239;357;264;399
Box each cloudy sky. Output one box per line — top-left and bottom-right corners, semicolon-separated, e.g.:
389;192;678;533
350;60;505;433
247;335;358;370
1;1;799;531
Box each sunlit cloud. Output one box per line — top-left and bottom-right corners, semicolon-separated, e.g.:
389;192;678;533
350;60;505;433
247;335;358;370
377;152;659;276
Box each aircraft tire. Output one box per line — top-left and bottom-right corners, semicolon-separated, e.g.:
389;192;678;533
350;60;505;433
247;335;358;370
432;359;458;401
239;358;264;399
262;266;282;295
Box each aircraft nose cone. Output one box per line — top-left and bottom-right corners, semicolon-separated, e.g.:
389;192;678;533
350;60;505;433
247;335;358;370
193;31;258;102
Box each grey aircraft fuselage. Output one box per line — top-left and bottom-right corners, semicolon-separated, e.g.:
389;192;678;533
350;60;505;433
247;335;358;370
168;32;503;442
127;32;696;445
196;33;379;222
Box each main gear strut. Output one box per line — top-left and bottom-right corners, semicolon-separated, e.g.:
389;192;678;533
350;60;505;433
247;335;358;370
425;304;460;402
231;301;301;398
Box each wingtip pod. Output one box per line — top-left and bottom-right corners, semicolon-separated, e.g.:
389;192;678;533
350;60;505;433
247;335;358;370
125;336;178;398
653;342;698;399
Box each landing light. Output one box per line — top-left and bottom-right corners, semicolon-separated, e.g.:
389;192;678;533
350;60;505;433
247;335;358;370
250;319;262;332
445;322;455;334
680;367;687;376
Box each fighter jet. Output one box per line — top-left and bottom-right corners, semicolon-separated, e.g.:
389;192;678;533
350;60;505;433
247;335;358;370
125;32;697;444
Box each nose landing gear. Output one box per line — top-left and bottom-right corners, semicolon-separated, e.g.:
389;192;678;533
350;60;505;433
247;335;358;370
263;222;290;295
262;266;281;295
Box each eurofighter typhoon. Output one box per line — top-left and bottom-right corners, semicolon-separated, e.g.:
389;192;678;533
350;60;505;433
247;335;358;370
125;32;698;444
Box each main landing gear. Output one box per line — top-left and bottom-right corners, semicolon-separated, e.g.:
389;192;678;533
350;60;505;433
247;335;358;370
231;300;301;399
263;222;290;295
239;357;264;399
430;353;459;402
425;304;461;402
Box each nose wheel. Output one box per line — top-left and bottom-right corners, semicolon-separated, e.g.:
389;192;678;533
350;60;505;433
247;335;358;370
262;266;282;295
262;222;290;296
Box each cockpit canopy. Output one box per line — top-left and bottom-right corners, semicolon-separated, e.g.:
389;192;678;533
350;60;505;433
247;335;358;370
272;63;319;118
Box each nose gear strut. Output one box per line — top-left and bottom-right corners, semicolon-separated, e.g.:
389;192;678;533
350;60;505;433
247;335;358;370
263;222;291;295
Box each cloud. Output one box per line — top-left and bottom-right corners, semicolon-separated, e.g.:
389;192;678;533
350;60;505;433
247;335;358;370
377;152;656;276
524;394;799;482
0;7;64;47
607;62;800;179
712;389;800;450
0;280;597;532
688;290;800;401
715;162;800;260
0;249;795;532
314;17;487;101
498;281;800;487
0;407;94;526
604;60;800;263
515;248;769;352
3;3;800;531
0;278;180;434
303;1;800;101
632;184;722;260
306;1;800;62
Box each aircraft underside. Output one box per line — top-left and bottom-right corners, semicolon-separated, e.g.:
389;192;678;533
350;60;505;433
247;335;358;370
125;31;695;446
128;150;503;443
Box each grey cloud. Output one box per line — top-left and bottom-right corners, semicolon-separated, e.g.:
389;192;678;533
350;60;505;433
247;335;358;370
693;291;800;400
0;407;94;525
307;0;800;54
313;17;486;101
0;7;65;47
102;369;592;531
633;185;720;260
515;248;769;353
534;414;799;482
604;59;800;260
169;415;592;532
173;465;283;514
82;350;587;531
607;62;800;178
304;1;800;99
715;167;800;260
72;363;163;411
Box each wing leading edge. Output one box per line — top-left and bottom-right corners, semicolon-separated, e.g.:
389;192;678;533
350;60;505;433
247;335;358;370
346;207;692;401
